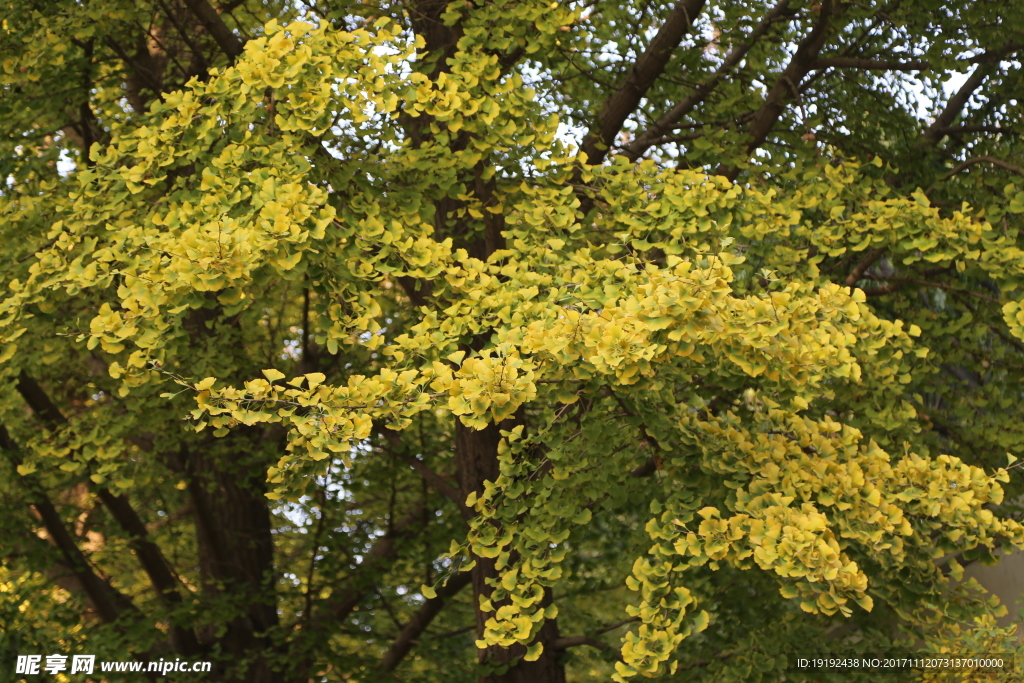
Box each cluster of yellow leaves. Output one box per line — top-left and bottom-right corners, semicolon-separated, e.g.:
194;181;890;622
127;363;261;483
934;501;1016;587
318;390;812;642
4;10;1023;679
180;368;432;497
608;407;1024;678
678;503;870;612
440;351;538;428
685;410;1022;564
917;608;1023;683
588;161;1024;351
0;16;561;379
388;249;881;394
182;196;1022;679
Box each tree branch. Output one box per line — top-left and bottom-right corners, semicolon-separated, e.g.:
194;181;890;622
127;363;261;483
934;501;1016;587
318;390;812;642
677;651;735;671
379;571;473;672
580;0;708;166
14;372;200;654
935;125;1009;135
595;617;639;634
844;246;886;287
0;426;135;625
155;0;210;78
319;500;428;624
966;42;1022;63
715;0;835;180
96;491;202;655
860;283;902;297
923;155;1024;196
920;65;990;144
812;57;929;71
606;387;663;477
15;371;69;426
552;635;618;656
429;624;476;639
182;0;244;60
378;425;469;517
624;0;792;161
398;275;434;308
919;41;1022;146
397;452;471;519
630;456;659;477
862;275;1001;304
942;155;1024;180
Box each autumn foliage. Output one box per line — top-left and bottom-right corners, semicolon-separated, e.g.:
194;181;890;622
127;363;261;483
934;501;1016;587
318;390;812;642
2;1;1024;681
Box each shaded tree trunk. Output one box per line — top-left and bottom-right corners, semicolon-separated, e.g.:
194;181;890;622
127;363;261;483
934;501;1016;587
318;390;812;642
180;438;282;682
456;422;566;683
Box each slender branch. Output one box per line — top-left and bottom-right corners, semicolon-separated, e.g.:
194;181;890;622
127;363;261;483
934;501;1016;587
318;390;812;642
596;617;640;634
826;598;907;642
941;155;1024;180
301;284;311;365
921;66;990;144
547;615;640;659
101;37;164;106
146;503;192;531
639;130;717;146
318;500;428;624
378;426;469;517
301;491;329;633
606;387;662;476
19;237;60;263
379;572;473;672
375;586;407;633
812;57;929;71
861;283;902;297
676;651;735;671
77;39;99;164
966;42;1023;63
552;635;618;656
862;275;1001;304
155;0;210;77
396;452;470;519
924;154;1024;196
989;323;1024;354
429;624;475;640
919;42;1021;145
935;125;1010;135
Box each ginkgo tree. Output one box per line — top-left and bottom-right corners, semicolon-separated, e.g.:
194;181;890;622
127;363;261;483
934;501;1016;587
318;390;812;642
2;0;1024;681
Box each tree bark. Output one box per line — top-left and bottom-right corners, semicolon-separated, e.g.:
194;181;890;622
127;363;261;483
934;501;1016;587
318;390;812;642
13;373;201;654
455;422;566;683
379;571;473;672
175;438;282;682
580;0;708;167
624;0;792;161
715;0;835;180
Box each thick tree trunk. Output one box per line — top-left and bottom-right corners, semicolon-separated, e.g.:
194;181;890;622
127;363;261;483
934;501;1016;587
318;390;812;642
175;437;283;683
456;422;566;683
173;309;284;681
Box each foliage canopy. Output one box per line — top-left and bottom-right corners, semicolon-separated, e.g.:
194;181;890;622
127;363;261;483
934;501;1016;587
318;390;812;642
2;0;1024;681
